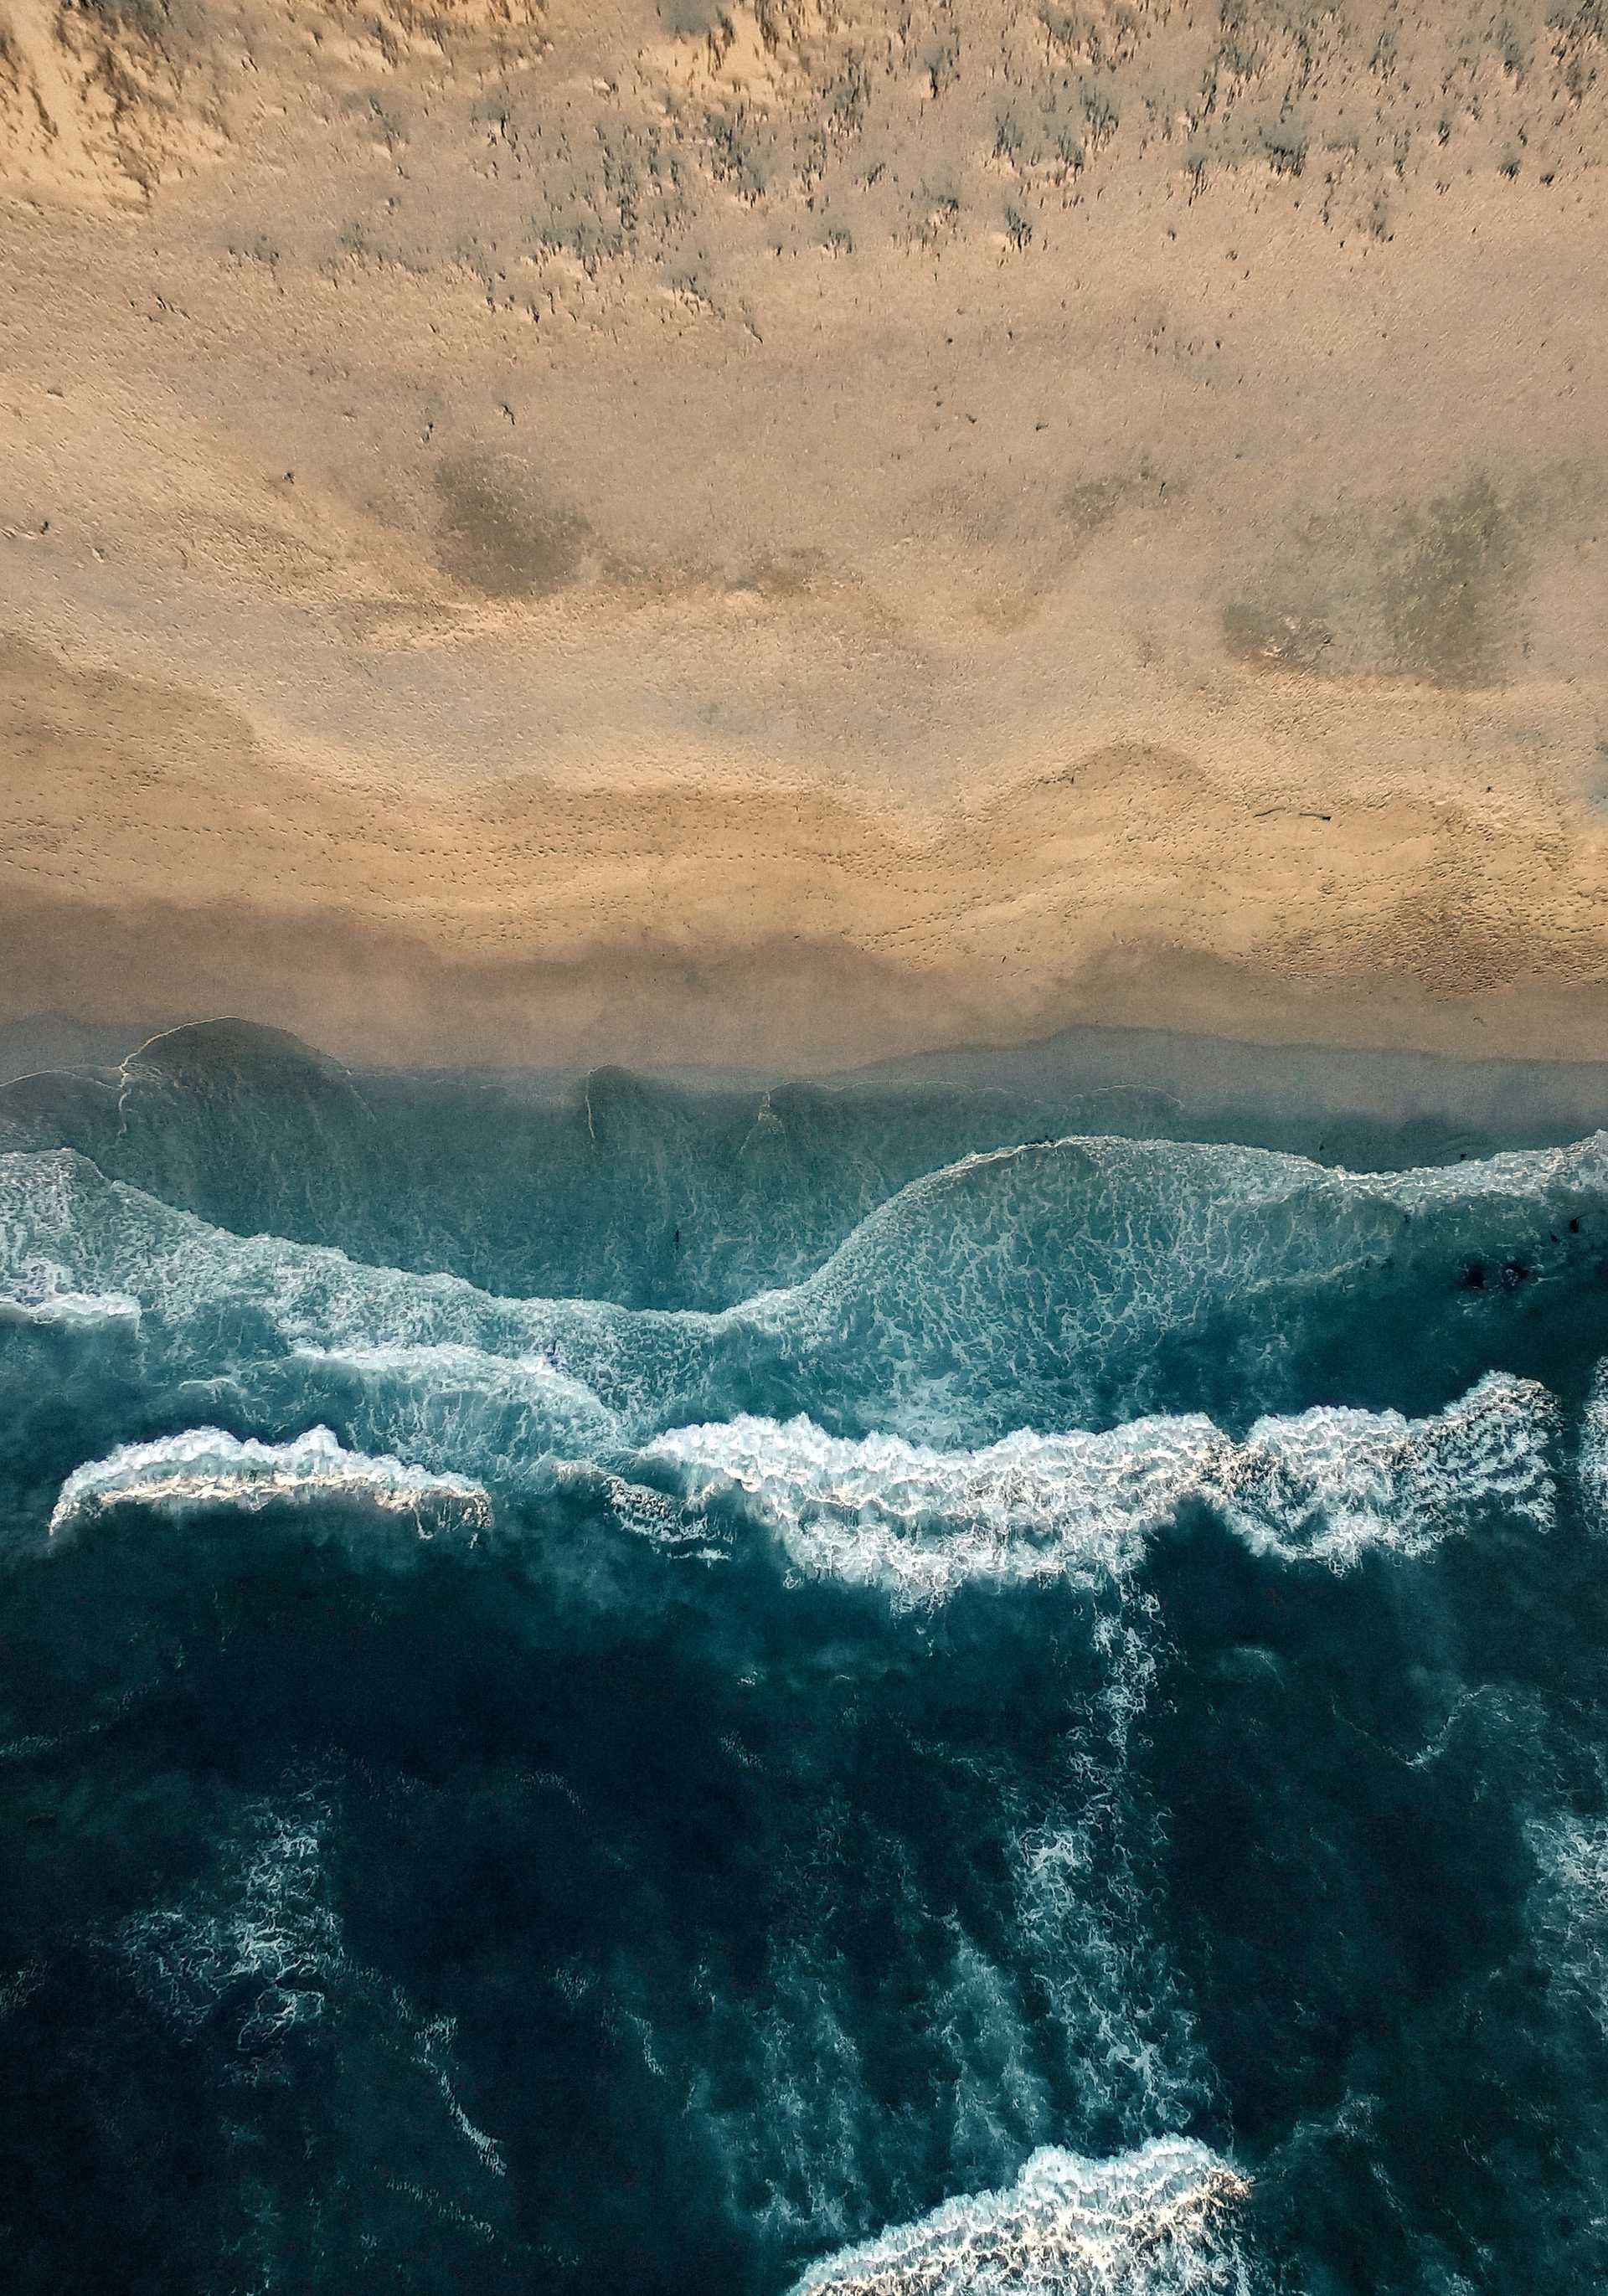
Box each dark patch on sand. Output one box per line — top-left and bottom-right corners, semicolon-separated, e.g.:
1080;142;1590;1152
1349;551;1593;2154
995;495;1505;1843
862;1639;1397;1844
1059;464;1167;540
1224;477;1525;687
1221;603;1335;670
1379;476;1522;688
432;449;589;600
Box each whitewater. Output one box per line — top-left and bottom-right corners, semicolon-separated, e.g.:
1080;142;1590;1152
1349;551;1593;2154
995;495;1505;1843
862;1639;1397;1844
2;1022;1607;2293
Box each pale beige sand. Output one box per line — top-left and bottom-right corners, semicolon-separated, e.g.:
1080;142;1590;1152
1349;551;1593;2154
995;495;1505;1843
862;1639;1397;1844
2;0;1606;1069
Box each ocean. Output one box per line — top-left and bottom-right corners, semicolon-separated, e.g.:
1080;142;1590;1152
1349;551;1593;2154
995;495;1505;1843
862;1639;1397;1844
2;1021;1606;2293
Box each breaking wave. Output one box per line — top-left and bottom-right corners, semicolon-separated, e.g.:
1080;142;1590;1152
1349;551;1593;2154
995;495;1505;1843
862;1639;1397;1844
49;1426;492;1538
786;2139;1255;2296
635;1373;1555;1606
4;1112;1608;1454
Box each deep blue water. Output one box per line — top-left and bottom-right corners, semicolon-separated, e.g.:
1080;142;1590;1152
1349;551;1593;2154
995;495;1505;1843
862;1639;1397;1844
3;1022;1608;2293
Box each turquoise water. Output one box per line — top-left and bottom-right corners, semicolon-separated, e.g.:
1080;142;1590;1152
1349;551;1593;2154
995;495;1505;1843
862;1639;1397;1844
3;1022;1607;2292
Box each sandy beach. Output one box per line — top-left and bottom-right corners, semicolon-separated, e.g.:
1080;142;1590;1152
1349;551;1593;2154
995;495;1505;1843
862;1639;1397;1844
3;0;1606;1068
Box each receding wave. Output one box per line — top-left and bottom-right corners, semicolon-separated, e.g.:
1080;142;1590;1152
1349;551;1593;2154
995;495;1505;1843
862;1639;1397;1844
4;1122;1608;1444
759;1128;1608;1438
286;1342;626;1476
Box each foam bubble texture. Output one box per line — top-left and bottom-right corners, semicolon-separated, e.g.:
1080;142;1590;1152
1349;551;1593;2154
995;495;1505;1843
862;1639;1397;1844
786;2137;1255;2295
4;1127;1606;1447
640;1372;1554;1606
49;1426;492;1537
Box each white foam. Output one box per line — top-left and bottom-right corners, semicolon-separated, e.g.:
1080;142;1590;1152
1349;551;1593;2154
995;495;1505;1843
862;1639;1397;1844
750;1128;1608;1441
0;1254;141;1334
1013;1812;1212;2145
1528;1810;1608;2045
288;1341;623;1471
638;1374;1554;1607
638;1414;1212;1607
0;1149;712;1441
49;1426;491;1538
1222;1372;1556;1566
4;1128;1605;1459
1574;1364;1608;1528
786;2137;1254;2295
121;1794;340;2050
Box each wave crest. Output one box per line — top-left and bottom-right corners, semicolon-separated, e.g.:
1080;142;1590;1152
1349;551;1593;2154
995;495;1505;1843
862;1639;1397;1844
49;1427;492;1538
637;1373;1554;1606
786;2137;1255;2295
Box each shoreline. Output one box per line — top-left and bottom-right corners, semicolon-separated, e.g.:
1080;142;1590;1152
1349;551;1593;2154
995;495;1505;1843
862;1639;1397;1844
6;996;1607;1173
2;884;1606;1078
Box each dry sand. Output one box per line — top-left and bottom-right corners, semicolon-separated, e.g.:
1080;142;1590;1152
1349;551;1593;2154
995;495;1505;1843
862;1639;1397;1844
2;0;1606;1070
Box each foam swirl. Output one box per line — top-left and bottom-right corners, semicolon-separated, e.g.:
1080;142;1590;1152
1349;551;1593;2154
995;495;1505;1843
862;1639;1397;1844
3;1126;1606;1447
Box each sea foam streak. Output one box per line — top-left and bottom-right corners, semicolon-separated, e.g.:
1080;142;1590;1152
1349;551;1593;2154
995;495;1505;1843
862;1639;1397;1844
1573;1362;1608;1528
636;1373;1555;1605
786;2138;1255;2295
49;1426;491;1537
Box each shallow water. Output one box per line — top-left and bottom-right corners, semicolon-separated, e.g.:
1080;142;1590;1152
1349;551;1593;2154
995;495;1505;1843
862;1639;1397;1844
3;1023;1607;2293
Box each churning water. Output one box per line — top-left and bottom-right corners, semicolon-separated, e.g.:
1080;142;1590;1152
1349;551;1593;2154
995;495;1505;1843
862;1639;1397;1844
3;1022;1607;2293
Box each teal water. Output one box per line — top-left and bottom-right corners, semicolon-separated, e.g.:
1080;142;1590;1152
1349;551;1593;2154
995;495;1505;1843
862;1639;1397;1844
3;1022;1607;2292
